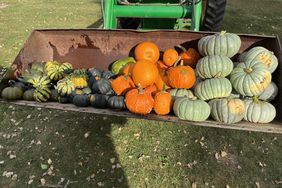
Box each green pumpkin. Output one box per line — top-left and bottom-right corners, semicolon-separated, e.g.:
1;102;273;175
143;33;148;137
1;86;23;100
196;55;233;79
230;60;271;97
10;81;27;92
258;82;278;101
238;47;278;73
198;31;241;58
89;94;109;108
50;89;59;102
82;87;92;95
92;78;112;94
169;88;194;102
195;78;232;101
88;67;102;78
107;96;126;110
111;57;136;75
173;97;211;122
102;71;116;80
209;98;245;124
59;96;69;103
73;94;90;107
33;86;51;102
23;89;35;101
244;98;276;123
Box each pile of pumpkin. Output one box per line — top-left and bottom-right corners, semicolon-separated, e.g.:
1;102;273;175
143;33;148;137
0;31;279;124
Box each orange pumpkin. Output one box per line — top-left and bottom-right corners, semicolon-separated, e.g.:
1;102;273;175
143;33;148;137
134;41;160;63
125;87;154;115
154;88;172;115
163;49;179;67
122;63;135;76
180;48;201;68
157;60;169;70
145;84;158;96
168;61;196;89
155;68;170;91
111;75;135;95
132;60;159;88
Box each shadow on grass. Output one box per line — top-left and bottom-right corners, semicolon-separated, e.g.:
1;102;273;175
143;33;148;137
87;18;103;29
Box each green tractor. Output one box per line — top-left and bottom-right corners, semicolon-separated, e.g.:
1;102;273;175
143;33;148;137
101;0;227;31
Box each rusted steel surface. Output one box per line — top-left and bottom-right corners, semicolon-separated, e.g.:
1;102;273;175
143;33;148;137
2;29;282;133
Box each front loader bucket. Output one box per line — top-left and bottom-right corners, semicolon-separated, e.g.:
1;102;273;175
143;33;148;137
1;29;282;133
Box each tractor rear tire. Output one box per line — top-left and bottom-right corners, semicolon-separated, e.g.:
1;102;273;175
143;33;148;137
201;0;227;31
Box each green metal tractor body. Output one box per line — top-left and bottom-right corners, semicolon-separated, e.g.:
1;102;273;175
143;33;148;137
102;0;226;31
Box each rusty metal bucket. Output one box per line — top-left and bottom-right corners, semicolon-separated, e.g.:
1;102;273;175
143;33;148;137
1;29;282;133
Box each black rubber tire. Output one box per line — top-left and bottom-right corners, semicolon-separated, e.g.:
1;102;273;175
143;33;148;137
201;0;227;31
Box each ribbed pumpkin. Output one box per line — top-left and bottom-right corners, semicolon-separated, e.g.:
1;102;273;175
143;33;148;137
209;98;245;124
168;61;195;89
195;78;232;101
88;67;102;78
179;47;201;68
230;60;271;97
50;89;59;102
73;94;90;107
244;98;276;123
258;82;278;101
157;60;169;70
23;89;35;101
111;75;135;95
1;86;23;100
102;71;116;80
107;96;126;110
89;94;109;108
144;84;158;96
92;78;112;94
169;88;194;102
198;31;241;58
132;60;159;88
173;97;210;122
125;87;154;115
153;88;172;115
33;86;51;102
238;47;278;73
196;55;233;79
163;49;179;67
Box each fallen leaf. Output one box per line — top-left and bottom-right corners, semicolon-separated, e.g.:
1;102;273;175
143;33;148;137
192;182;197;188
41;164;48;170
0;161;4;164
215;152;219;160
255;182;260;188
226;185;231;188
47;159;52;165
221;151;228;158
84;131;90;138
27;114;31;119
11;174;17;180
9;154;16;159
40;178;46;185
28;179;34;185
110;158;116;164
97;182;105;187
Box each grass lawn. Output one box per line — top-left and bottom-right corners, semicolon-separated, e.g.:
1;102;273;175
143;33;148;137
1;0;282;187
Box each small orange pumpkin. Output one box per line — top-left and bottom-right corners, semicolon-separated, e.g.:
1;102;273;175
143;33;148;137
163;49;179;67
125;87;154;115
157;60;169;70
111;75;135;95
122;63;135;76
132;60;159;88
168;61;196;89
155;68;170;91
134;41;160;63
178;46;201;68
154;86;172;115
145;84;158;96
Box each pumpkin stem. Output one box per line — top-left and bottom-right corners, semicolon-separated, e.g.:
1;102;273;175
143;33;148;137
214;72;222;78
161;83;166;92
244;68;253;73
252;96;260;103
220;31;227;35
137;84;144;94
175;45;187;52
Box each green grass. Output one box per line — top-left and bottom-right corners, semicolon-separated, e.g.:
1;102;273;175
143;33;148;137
1;0;282;187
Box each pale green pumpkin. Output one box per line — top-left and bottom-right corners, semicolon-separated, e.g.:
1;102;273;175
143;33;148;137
194;78;232;101
230;60;272;97
209;98;245;124
244;98;276;123
198;31;241;58
169;88;194;102
196;55;233;79
173;97;210;122
258;81;278;101
238;47;278;73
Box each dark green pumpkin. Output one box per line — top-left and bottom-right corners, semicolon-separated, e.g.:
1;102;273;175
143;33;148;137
73;94;90;107
107;96;126;110
9;80;27;92
89;94;109;108
23;89;35;101
102;71;116;79
50;89;59;102
1;86;23;100
59;96;69;103
92;78;112;94
88;67;102;78
82;87;92;95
